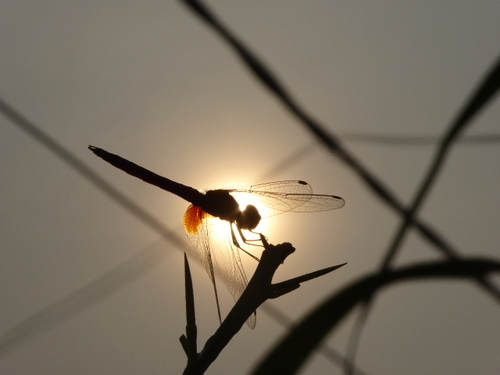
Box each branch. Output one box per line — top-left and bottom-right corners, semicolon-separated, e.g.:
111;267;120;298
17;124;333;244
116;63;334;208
182;235;345;375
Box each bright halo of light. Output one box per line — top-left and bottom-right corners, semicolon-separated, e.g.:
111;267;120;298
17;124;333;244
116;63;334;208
207;216;262;265
208;216;232;242
236;196;271;235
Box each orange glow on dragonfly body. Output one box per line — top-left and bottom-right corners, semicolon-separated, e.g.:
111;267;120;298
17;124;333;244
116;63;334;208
89;146;345;328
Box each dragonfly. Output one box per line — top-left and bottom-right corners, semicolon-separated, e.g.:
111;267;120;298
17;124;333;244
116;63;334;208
88;146;345;328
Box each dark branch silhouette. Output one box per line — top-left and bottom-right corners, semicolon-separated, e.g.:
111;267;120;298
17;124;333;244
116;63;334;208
341;132;500;145
252;258;500;375
182;236;346;374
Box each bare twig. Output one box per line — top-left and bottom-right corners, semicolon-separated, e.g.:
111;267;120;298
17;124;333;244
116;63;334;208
182;236;346;374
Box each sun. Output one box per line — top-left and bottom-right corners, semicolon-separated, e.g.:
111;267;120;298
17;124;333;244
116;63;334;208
236;197;271;235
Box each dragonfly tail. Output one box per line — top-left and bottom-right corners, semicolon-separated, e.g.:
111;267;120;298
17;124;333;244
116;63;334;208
88;146;203;204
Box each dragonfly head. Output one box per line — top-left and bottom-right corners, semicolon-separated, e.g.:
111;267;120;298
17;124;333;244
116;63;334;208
236;204;261;230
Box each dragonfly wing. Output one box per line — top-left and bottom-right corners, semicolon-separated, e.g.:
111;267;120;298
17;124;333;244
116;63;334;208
207;219;256;328
184;205;256;328
184;205;214;282
184;205;222;323
228;180;345;217
286;192;345;212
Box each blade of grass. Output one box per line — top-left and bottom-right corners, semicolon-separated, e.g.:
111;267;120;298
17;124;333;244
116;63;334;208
251;258;500;375
181;253;198;363
341;57;500;372
341;55;500;371
382;54;500;269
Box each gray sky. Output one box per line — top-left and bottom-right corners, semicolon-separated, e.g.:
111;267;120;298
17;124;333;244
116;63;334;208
1;1;500;374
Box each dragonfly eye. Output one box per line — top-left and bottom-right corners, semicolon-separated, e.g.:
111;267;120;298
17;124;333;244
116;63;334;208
236;204;261;230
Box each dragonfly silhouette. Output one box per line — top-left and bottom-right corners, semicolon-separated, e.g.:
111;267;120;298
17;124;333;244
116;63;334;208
88;146;345;328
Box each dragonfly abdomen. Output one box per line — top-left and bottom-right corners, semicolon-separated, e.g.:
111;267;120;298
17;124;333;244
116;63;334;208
88;146;203;204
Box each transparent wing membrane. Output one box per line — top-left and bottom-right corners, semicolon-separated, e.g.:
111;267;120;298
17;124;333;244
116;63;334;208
184;208;256;328
228;180;345;217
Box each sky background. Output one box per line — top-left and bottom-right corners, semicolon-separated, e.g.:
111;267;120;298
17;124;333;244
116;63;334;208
1;1;500;374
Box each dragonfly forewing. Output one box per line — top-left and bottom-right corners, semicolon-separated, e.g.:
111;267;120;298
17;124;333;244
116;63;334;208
228;180;345;217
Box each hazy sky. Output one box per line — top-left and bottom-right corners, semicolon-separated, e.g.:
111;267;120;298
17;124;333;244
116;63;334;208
1;2;500;374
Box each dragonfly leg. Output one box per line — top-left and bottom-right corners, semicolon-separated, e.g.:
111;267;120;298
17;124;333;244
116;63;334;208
230;223;260;262
236;226;264;247
245;230;267;245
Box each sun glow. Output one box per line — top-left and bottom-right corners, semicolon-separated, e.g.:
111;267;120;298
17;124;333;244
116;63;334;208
205;215;263;264
237;200;271;235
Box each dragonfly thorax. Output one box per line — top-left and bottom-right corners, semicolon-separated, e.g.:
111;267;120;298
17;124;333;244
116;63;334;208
200;190;261;230
236;204;261;230
201;190;241;222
